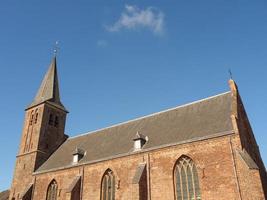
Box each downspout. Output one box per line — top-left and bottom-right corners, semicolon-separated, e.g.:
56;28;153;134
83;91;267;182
146;153;152;200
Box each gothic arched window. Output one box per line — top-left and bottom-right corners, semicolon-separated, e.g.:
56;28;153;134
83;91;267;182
34;112;38;124
49;114;54;125
29;111;34;125
174;156;201;200
54;116;59;127
100;169;115;200
46;180;58;200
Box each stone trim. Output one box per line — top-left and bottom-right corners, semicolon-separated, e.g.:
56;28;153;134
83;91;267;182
16;150;47;158
132;163;146;184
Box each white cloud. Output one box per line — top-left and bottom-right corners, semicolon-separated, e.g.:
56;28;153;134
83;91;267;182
106;5;165;35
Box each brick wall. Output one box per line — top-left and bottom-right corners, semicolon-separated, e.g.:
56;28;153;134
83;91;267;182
30;134;266;200
9;103;67;200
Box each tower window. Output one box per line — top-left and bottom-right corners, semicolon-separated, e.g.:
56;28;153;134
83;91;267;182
35;113;39;124
54;116;59;127
29;113;34;125
49;114;54;125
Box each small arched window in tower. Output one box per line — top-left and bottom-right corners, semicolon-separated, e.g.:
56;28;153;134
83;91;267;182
34;112;38;124
174;156;201;200
46;179;58;200
101;169;115;200
29;112;34;125
49;114;54;125
54;116;59;127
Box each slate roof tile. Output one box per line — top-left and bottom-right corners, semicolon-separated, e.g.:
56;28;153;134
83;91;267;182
36;91;233;173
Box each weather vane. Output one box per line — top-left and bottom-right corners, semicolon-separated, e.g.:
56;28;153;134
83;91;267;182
53;41;60;57
228;69;233;79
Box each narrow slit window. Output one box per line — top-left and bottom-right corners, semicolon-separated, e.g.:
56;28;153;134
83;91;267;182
29;113;34;125
34;112;38;124
49;114;53;125
54;116;59;127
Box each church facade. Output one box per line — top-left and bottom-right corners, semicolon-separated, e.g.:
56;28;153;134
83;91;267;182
6;57;267;200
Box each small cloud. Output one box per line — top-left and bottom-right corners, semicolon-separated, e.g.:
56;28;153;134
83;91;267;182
105;5;165;36
97;40;108;47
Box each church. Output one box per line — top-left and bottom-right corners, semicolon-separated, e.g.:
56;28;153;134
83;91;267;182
2;56;267;200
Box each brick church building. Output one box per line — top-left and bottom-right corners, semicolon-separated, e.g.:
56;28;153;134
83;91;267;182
2;57;267;199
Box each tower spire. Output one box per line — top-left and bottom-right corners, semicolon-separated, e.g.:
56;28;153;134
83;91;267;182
26;57;67;112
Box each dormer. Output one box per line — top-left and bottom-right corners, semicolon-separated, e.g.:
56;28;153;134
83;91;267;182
72;148;85;164
133;132;148;151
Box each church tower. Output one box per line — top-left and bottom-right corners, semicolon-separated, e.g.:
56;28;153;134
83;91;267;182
9;57;68;200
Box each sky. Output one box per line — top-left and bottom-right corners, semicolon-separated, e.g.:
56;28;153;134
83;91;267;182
0;0;267;191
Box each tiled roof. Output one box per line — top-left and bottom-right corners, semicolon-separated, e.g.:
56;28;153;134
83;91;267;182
36;91;234;173
0;190;9;200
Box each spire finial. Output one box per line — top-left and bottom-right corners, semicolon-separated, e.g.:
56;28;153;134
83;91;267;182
53;41;60;57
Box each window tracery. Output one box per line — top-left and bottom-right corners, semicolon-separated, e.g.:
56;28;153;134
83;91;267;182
101;169;115;200
46;180;58;200
174;156;201;200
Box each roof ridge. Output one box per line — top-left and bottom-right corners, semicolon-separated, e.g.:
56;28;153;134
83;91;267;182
68;91;231;140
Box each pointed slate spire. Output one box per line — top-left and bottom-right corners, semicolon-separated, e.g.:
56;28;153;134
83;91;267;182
26;57;67;112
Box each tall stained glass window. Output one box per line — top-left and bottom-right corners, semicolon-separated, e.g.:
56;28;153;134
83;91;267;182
101;169;115;200
174;156;201;200
46;180;58;200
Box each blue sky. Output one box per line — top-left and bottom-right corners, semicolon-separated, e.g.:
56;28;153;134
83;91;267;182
0;0;267;191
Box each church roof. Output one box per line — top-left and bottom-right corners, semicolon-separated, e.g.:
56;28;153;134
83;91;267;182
36;91;234;173
0;190;9;200
26;57;67;112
